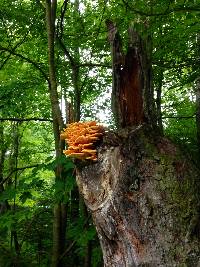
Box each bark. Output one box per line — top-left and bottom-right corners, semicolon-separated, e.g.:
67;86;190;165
76;127;200;266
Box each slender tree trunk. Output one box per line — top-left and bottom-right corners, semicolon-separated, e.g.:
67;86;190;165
196;77;200;160
45;1;67;267
10;122;21;266
155;68;164;134
155;24;165;135
0;123;7;214
46;0;64;134
13;134;20;260
58;0;91;263
73;65;81;122
196;34;200;161
0;123;10;215
52;203;62;267
84;240;92;267
0;123;21;266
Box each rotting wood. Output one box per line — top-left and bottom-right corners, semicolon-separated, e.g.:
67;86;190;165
106;21;145;128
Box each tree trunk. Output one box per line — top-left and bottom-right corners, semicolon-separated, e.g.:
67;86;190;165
75;26;200;266
196;32;200;161
0;123;8;214
155;67;164;135
76;127;200;266
45;1;67;267
196;77;200;161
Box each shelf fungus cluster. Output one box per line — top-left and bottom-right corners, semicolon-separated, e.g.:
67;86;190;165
61;121;104;161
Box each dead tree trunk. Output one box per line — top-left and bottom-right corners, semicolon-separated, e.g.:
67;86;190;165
76;128;200;266
105;22;156;129
75;26;200;266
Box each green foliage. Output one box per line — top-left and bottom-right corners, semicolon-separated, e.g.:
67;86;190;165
0;0;199;266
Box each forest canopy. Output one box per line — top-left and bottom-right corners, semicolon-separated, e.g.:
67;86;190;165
0;0;200;266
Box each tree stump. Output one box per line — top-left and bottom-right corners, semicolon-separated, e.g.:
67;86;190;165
76;127;200;266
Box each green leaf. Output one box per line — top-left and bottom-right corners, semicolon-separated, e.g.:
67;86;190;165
19;191;33;204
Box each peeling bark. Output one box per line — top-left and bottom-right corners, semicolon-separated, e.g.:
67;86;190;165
76;127;200;266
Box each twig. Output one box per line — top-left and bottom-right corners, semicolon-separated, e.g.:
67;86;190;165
0;117;53;122
59;215;91;261
121;0;200;16
0;45;49;83
162;115;195;119
0;164;41;186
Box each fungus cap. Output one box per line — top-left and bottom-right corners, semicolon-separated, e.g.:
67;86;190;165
61;121;104;161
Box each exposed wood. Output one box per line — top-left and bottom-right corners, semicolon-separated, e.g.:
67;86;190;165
119;46;144;127
76;127;200;266
106;22;155;128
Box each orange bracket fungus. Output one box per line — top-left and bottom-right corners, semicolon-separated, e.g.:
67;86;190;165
61;121;104;161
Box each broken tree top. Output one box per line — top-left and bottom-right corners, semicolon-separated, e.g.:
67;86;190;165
61;121;105;161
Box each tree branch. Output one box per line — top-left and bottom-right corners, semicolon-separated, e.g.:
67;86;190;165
78;62;111;68
121;0;200;16
0;164;41;186
59;215;91;261
162;115;195;119
0;54;12;70
0;30;30;70
59;0;69;38
0;45;50;84
0;117;53;122
56;36;76;67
